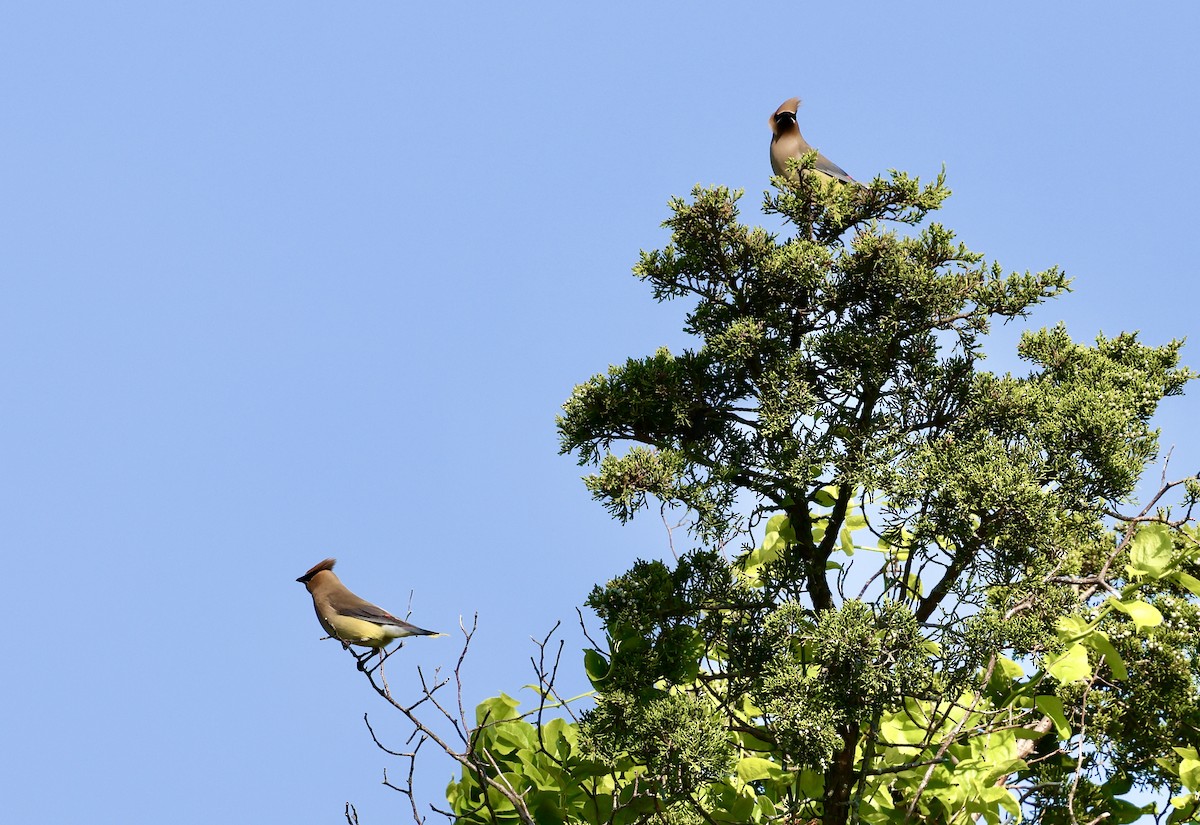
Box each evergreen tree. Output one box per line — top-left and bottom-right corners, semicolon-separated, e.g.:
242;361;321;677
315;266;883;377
436;156;1200;825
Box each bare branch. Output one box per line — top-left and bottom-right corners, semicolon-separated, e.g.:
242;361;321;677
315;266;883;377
351;613;538;825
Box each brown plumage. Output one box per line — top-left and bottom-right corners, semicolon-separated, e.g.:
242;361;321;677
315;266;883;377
296;558;441;654
768;97;857;185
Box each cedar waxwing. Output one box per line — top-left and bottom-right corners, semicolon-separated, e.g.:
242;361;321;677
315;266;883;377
769;97;858;185
296;558;442;670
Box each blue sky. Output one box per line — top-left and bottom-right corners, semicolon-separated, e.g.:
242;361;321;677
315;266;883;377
3;3;1198;822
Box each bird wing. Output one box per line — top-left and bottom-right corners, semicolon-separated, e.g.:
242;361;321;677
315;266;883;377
814;151;856;184
325;589;408;627
329;593;439;636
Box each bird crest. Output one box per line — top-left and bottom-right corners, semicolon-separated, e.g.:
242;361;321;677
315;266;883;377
297;557;337;583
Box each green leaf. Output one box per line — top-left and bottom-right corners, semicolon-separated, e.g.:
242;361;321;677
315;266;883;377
880;713;927;745
1173;571;1200;596
583;649;610;685
797;769;823;797
755;795;779;819
734;727;775;752
1057;615;1090;640
763;514;796;544
1128;601;1164;629
533;799;566;825
1085;633;1129;680
1182;758;1200;791
736;756;783;783
1127;522;1174;579
813;486;838;507
722;792;757;822
1104;773;1134;796
485;777;520;811
765;513;789;534
1107;597;1164;630
475;693;521;726
1107;798;1147;825
1035;695;1072;739
994;656;1024;681
995;787;1021;819
761;531;787;557
1170;793;1197;816
1046;643;1091;683
495;721;536;752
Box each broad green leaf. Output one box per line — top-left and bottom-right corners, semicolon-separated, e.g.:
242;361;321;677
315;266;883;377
844;513;867;530
734;727;774;751
797;769;823;797
722;793;756;822
1181;758;1200;791
839;526;855;555
1108;798;1146;825
1057;614;1091;639
880;713;927;745
1173;571;1200;596
1104;773;1134;796
1036;695;1071;739
485;776;521;811
995;787;1021;818
736;756;783;783
765;514;789;534
813;486;838;507
493;721;535;753
740;545;770;576
994;656;1024;680
763;514;796;543
541;717;577;753
1128;522;1174;579
583;649;609;685
1107;597;1164;630
1128;600;1164;629
532;799;566;825
475;693;521;726
761;531;787;557
1085;632;1129;679
1046;643;1091;683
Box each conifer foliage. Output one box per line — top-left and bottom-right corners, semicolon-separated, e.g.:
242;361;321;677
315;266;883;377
441;157;1200;825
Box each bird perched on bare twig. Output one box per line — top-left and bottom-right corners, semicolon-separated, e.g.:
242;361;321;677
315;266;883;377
769;97;858;185
296;558;442;672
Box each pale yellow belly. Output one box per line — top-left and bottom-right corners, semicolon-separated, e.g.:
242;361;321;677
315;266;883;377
325;614;392;648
